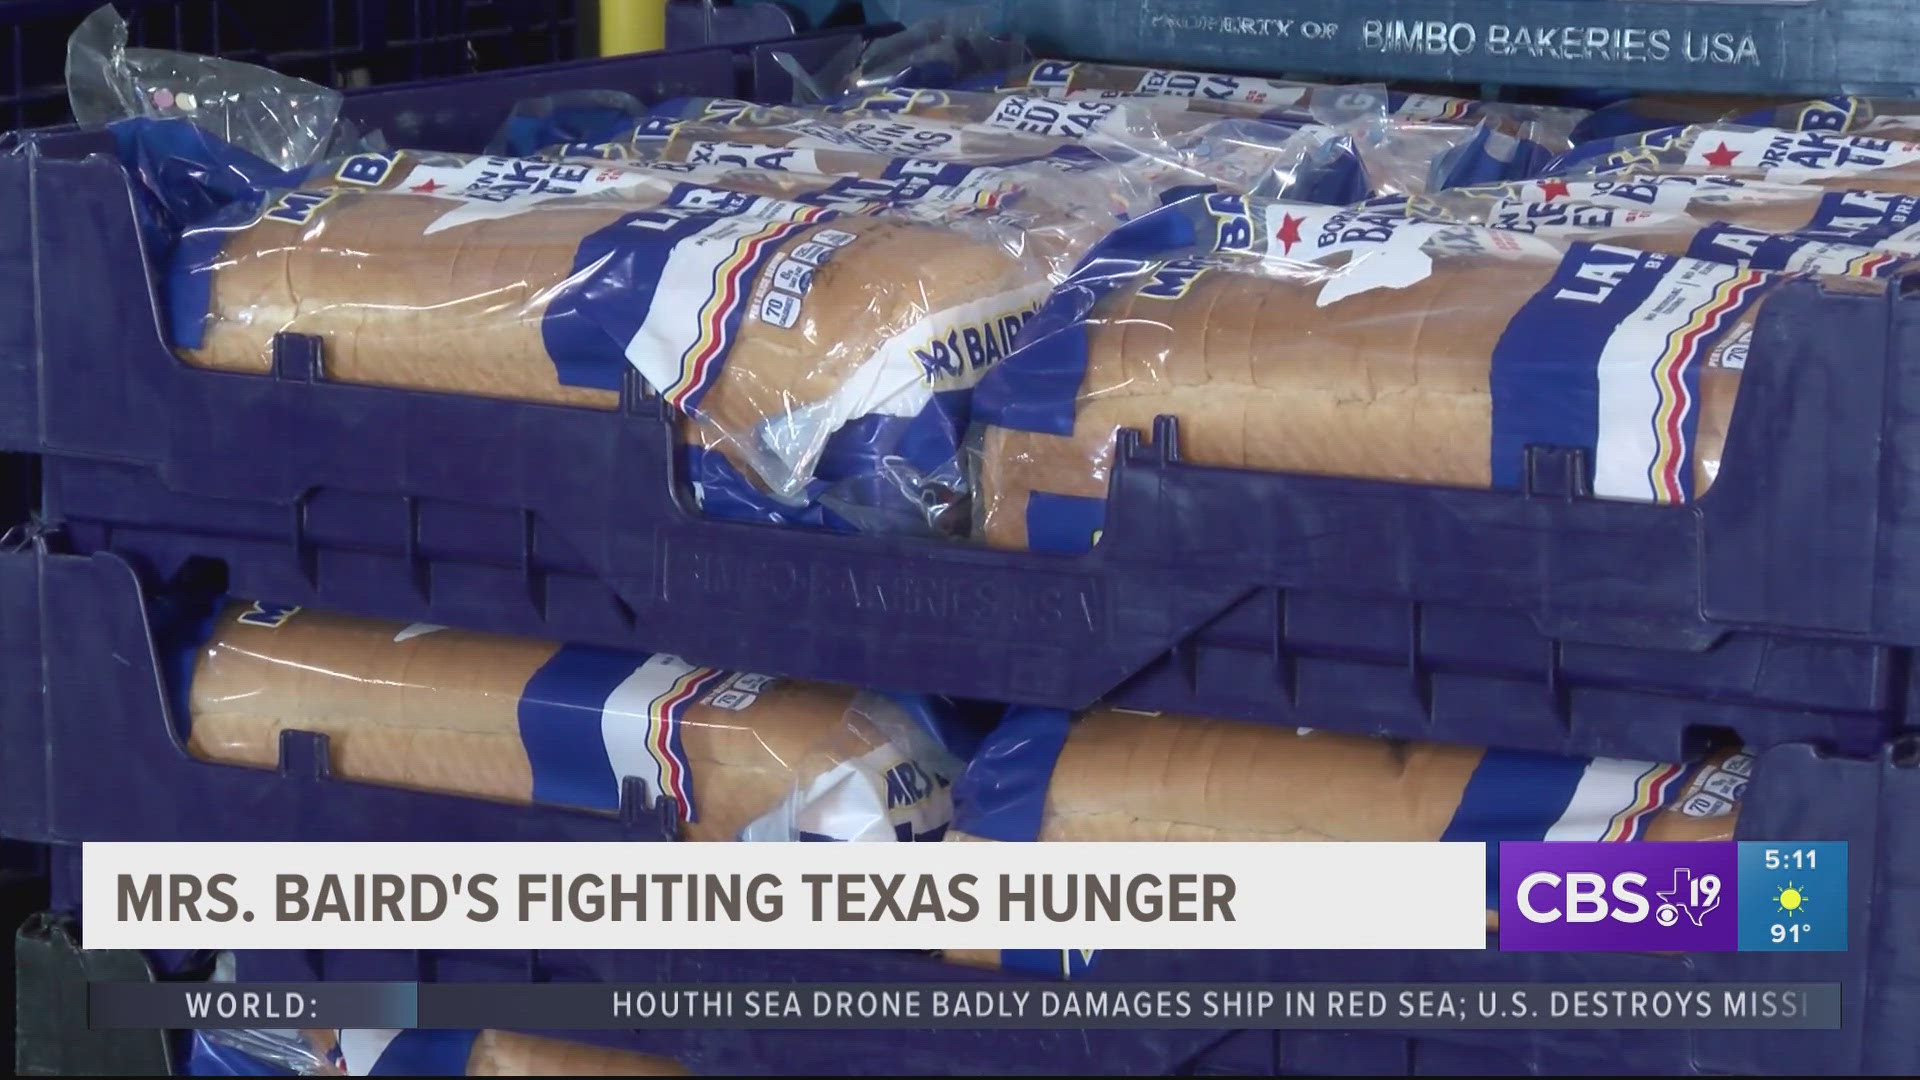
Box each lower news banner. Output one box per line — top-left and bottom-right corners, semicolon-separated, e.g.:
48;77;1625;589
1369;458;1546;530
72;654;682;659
90;982;1840;1031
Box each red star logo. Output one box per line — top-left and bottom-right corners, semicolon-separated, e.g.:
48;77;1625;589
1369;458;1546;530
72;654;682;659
1274;213;1305;254
1537;179;1572;201
410;178;443;193
1701;141;1743;168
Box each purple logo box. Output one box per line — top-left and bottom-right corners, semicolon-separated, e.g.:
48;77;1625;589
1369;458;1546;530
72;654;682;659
1499;842;1740;951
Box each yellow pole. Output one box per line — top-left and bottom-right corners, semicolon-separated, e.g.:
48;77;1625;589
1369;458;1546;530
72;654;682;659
599;0;669;56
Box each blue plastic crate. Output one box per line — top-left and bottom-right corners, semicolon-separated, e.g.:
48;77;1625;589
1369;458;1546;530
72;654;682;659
7;21;1920;763
120;742;1907;1075
0;0;587;131
4;554;1914;1074
928;0;1920;98
0;546;680;844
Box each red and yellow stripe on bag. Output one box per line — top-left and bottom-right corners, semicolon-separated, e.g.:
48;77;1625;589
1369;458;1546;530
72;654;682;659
1645;266;1768;503
657;214;826;412
1600;761;1692;841
1844;248;1903;278
646;661;727;818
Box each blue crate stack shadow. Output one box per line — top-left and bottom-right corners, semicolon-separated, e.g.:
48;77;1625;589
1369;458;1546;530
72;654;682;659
3;4;1920;1078
0;0;582;131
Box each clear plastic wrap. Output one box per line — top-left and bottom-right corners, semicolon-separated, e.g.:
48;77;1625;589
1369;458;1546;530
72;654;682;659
993;59;1428;124
194;1027;338;1075
1378;176;1915;277
942;705;1749;975
66;4;344;172
1346;106;1590;195
1548;123;1920;194
174;600;963;842
163;148;1056;531
639;92;1218;168
586;96;1375;215
970;193;1786;553
790;3;1028;102
543;108;1371;271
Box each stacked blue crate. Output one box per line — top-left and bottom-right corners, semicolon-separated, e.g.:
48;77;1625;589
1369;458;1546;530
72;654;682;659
0;0;587;131
10;98;1920;764
1;9;1917;1078
878;0;1920;97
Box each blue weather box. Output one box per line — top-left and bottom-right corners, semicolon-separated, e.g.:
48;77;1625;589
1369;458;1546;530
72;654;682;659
1737;842;1847;952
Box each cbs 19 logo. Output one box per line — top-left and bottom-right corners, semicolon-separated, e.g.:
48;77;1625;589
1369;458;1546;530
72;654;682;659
1515;869;1723;926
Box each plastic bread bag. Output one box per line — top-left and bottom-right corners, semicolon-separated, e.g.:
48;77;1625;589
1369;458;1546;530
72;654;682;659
1348;106;1591;195
193;1028;337;1075
942;707;1749;977
67;4;343;172
539;117;1152;259
737;691;964;843
582;102;1367;228
1371;183;1913;278
992;59;1415;123
165;599;965;842
1545;123;1920;194
163;149;1056;528
635;95;1107;162
1499;174;1920;256
970;193;1786;553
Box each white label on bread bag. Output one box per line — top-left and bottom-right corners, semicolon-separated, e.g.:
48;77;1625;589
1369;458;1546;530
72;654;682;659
403;157;661;234
1488;198;1678;237
1504;175;1761;211
1135;68;1307;109
681;140;822;174
975;95;1117;139
1684;126;1920;182
1261;203;1446;304
830;116;964;157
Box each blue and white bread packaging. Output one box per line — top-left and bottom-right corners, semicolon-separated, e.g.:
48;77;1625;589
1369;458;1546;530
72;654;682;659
971;193;1781;553
942;707;1748;976
164;148;1055;531
1546;123;1920;193
179;601;962;843
572;94;1371;215
1371;178;1916;278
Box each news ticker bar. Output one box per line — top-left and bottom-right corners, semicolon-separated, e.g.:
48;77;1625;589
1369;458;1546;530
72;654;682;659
90;982;1840;1031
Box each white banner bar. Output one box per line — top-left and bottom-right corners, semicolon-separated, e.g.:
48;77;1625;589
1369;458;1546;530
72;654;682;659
82;842;1487;951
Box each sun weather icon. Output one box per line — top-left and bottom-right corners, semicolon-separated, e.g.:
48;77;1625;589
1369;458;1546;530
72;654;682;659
1774;882;1808;920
